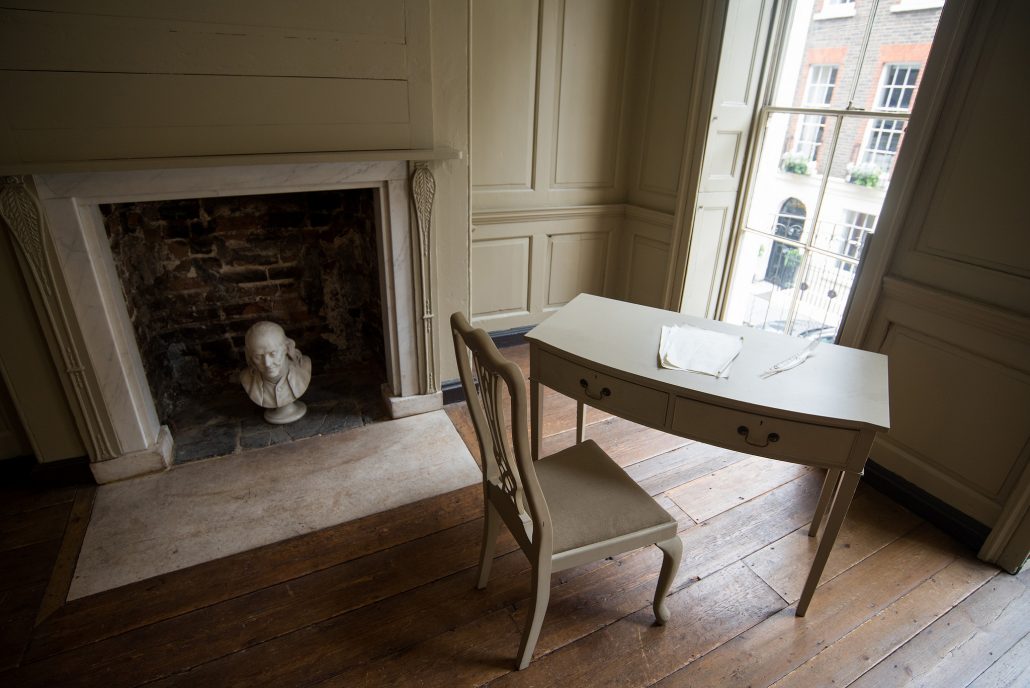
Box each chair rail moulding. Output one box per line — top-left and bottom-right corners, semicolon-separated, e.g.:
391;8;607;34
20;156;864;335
1;159;443;483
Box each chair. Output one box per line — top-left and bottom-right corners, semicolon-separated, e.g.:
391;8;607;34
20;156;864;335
450;312;682;670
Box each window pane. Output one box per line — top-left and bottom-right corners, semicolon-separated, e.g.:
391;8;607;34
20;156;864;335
789;252;853;339
723;232;806;331
812;113;890;262
812;209;876;264
723;2;942;340
771;1;862;110
771;1;940;112
745;112;841;243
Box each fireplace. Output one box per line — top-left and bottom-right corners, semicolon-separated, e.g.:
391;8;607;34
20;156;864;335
5;160;441;482
101;188;389;463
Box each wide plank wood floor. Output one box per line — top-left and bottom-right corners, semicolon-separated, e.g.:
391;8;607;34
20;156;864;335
2;342;1026;687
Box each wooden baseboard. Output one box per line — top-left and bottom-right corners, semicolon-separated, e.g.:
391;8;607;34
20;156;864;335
0;453;93;484
486;325;533;348
443;326;533;405
864;460;990;553
441;379;465;406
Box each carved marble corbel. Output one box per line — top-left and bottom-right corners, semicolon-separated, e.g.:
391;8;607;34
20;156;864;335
0;176;118;462
411;162;438;394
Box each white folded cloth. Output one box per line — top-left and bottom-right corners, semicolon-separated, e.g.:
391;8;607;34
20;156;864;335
658;324;743;378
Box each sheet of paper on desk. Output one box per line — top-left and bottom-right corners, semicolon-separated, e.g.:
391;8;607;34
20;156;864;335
658;324;743;378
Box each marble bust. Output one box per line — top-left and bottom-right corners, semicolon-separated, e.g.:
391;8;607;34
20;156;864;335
240;321;312;424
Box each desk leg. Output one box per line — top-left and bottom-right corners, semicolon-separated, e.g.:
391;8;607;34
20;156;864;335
808;469;843;537
796;470;861;617
531;378;542;461
576;401;585;444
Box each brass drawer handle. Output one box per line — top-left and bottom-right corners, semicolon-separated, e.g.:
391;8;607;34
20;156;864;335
579;378;611;401
737;425;780;447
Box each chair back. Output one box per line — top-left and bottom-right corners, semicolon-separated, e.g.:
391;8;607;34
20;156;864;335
450;313;551;552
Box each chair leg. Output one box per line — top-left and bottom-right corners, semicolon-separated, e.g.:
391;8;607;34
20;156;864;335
476;501;502;590
653;536;682;625
515;560;552;670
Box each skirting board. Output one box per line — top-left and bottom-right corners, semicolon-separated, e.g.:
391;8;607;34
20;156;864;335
864;460;990;554
442;325;534;405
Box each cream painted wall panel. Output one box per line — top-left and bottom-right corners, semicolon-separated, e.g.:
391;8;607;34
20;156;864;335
0;0;433;167
864;280;1030;527
6;1;407;38
0;379;31;460
0;73;410;162
0;228;85;461
9;124;413;166
5;73;408;129
552;0;629;188
0;9;407;78
911;0;1029;276
428;0;469;384
547;232;609;305
681;202;732;318
671;0;770;317
882;328;1029;498
470;238;532;317
620;205;673;305
698;0;765;195
470;207;621;331
470;0;539;190
634;0;702;209
889;0;1030;316
626;236;670;308
470;0;634;211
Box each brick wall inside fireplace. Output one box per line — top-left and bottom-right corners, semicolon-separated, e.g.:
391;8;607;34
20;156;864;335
101;189;387;461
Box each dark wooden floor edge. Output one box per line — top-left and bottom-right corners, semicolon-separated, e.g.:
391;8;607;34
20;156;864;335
442;326;534;405
0;453;94;484
863;460;989;554
22;484;486;667
35;487;96;626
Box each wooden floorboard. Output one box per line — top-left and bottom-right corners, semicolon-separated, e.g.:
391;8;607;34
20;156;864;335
25;484;482;663
0;342;1015;687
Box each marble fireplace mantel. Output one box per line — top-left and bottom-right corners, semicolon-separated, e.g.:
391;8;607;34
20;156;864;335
0;160;442;483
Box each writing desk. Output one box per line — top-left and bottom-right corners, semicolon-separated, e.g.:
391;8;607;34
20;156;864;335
525;294;889;616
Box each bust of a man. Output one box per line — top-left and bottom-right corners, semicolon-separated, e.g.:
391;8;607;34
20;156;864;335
240;321;312;424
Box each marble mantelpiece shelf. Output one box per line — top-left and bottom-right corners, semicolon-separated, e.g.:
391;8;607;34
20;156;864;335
2;147;463;176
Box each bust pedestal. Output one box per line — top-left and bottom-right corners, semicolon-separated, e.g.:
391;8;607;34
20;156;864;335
263;400;307;424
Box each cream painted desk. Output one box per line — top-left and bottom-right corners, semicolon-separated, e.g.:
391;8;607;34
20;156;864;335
525;294;890;616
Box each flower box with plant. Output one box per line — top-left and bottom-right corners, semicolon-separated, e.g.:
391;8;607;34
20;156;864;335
780;151;814;175
846;162;882;188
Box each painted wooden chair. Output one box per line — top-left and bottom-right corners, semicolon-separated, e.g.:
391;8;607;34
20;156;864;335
450;312;682;670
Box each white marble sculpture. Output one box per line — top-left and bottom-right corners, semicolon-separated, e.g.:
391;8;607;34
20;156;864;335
241;321;312;424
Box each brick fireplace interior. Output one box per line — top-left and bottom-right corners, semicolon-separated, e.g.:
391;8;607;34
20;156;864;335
101;188;388;463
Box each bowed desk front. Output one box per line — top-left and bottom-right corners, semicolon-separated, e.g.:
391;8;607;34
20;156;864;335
525;294;890;616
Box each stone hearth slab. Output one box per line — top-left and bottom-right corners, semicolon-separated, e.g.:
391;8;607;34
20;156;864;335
68;410;480;600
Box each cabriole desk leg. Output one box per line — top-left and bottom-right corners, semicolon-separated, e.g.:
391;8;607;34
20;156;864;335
796;470;862;617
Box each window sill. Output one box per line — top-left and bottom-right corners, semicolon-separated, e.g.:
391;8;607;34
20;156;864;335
814;6;857;20
890;0;945;13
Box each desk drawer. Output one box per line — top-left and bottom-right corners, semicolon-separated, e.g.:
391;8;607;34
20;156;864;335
671;396;857;468
538;350;668;427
